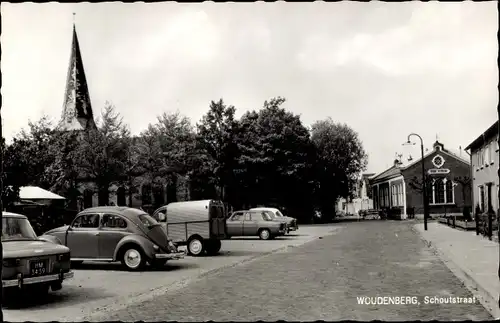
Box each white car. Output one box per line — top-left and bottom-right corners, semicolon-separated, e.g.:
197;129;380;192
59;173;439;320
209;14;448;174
250;207;298;233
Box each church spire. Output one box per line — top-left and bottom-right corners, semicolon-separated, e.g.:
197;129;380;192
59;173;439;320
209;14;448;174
57;17;97;131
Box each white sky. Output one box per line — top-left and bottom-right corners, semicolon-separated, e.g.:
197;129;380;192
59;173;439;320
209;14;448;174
1;2;498;175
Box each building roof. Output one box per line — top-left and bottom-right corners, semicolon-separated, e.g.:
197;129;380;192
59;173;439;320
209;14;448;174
370;166;402;183
57;23;97;131
465;121;499;151
371;141;470;184
19;186;66;200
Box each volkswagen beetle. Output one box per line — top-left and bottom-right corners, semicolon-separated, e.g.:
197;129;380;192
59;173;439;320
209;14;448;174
2;211;74;295
41;206;185;271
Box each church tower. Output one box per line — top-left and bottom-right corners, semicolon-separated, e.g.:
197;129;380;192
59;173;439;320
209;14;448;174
57;21;97;131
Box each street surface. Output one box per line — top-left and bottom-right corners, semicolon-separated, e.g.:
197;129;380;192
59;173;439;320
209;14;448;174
3;225;336;322
92;221;492;321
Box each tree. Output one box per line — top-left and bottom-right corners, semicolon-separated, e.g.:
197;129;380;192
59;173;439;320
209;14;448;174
454;175;472;209
75;102;130;206
197;99;239;202
311;118;368;220
235;97;316;221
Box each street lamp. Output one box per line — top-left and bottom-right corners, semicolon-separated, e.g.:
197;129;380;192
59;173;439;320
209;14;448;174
403;133;429;230
1;110;3;303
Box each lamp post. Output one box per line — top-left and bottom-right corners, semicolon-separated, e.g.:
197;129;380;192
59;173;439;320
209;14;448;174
404;133;429;230
497;94;500;308
1;110;3;304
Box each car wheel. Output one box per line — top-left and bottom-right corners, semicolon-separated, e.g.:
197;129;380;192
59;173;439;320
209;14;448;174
187;237;205;256
259;229;271;240
206;240;222;256
121;247;146;271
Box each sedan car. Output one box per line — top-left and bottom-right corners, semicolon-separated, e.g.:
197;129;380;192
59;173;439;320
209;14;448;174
41;206;185;271
2;211;74;295
250;207;299;233
226;210;287;240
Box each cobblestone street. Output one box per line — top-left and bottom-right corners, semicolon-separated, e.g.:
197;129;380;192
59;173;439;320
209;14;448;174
92;221;492;321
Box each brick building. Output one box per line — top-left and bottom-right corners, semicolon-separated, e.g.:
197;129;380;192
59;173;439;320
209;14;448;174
370;141;472;219
465;121;499;215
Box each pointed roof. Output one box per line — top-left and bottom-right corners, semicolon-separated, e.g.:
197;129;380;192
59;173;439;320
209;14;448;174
57;23;97;131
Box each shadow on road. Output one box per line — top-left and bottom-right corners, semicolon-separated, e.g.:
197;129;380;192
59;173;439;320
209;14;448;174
2;286;113;310
226;236;304;241
216;250;273;257
71;261;200;272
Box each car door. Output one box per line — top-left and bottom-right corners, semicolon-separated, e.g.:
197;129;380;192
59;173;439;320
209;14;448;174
243;212;259;236
66;213;100;259
226;213;244;236
98;214;131;260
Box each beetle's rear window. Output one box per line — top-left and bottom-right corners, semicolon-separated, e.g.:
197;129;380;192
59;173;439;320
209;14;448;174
138;213;158;227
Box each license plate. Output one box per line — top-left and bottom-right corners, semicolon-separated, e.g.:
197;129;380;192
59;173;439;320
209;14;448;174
30;260;48;276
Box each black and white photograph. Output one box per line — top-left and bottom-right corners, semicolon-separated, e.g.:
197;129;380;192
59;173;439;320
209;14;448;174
0;1;498;321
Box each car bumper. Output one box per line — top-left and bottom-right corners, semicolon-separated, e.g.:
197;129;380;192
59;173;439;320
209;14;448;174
2;271;74;288
154;251;186;260
288;226;298;231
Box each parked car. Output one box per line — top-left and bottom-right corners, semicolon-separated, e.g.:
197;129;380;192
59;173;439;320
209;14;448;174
250;207;299;233
2;211;74;295
226;210;287;240
152;199;227;257
41;206;185;271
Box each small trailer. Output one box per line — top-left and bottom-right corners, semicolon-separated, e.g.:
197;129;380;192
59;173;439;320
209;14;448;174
152;200;227;256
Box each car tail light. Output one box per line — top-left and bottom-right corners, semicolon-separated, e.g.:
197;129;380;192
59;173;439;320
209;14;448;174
57;253;70;261
3;259;20;267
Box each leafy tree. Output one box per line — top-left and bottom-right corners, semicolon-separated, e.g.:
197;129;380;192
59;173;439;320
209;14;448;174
75;102;130;206
197;99;239;202
235;97;316;221
311;118;368;220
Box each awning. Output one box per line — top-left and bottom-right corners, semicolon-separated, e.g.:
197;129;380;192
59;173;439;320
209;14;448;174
19;186;66;200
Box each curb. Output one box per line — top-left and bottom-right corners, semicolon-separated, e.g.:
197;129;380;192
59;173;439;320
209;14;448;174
410;224;500;319
75;231;337;322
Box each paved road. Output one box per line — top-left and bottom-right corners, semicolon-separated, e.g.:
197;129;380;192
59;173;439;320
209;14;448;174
3;225;338;322
91;221;492;321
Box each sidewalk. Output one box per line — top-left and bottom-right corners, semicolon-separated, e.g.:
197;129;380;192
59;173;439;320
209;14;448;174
413;222;500;319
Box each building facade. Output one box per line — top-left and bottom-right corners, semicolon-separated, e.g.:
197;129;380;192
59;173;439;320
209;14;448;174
370;141;472;219
465;121;499;215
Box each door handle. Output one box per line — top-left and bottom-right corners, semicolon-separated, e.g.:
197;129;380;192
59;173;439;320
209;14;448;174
94;232;100;236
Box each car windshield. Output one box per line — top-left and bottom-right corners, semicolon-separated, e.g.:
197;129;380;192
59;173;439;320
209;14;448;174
138;213;159;228
2;217;38;241
275;210;285;217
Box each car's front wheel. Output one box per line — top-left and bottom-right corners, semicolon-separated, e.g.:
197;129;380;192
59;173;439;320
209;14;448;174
121;247;146;271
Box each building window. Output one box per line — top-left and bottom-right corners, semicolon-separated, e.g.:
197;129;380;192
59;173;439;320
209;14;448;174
490;141;495;163
485;144;490;165
478;149;484;166
434;179;445;204
429;178;455;205
479;185;485;212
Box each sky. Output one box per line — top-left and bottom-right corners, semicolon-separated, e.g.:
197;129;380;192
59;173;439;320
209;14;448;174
1;2;498;175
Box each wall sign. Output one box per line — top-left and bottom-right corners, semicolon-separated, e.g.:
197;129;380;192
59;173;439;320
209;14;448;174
428;168;450;175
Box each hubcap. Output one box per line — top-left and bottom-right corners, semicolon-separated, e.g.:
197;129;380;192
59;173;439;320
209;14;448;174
189;239;203;255
261;230;270;239
124;249;141;268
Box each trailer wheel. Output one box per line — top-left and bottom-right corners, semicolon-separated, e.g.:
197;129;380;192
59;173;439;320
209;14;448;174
206;239;221;256
187;236;205;256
